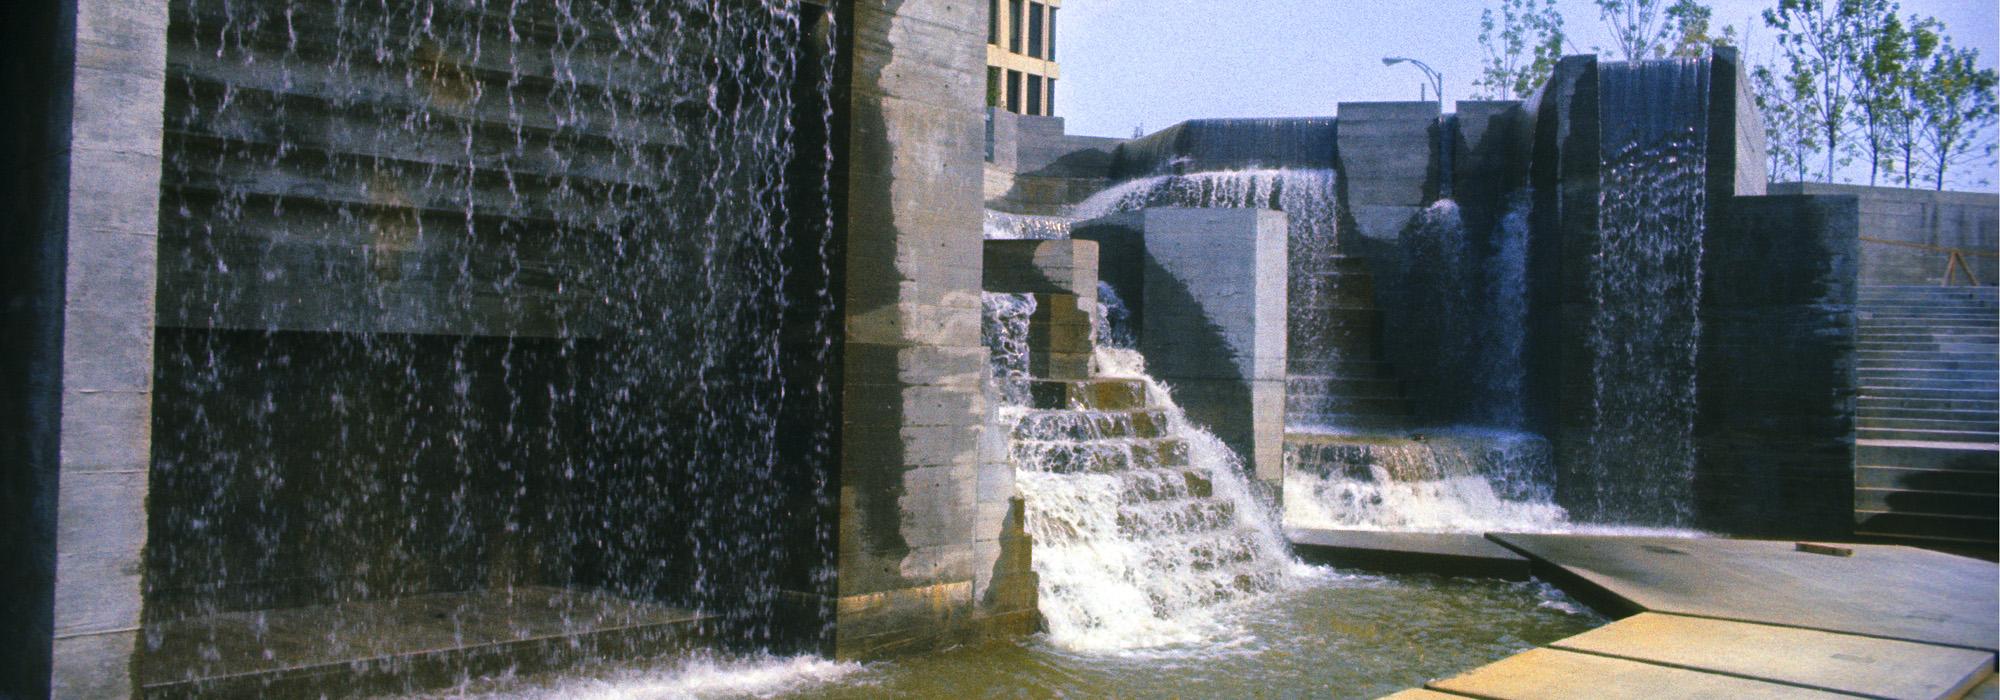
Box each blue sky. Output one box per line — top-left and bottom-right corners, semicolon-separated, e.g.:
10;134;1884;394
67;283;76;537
1055;0;1997;187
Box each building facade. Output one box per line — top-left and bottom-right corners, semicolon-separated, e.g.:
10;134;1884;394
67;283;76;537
987;0;1061;116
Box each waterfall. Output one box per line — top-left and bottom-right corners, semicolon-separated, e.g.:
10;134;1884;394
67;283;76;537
146;0;839;674
983;288;1299;650
985;210;1076;240
1284;431;1566;533
1474;190;1533;429
1094;281;1135;350
1581;59;1709;527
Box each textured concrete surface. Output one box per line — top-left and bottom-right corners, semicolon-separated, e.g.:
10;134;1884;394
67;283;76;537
1551;613;1995;700
1699;194;1860;539
1771;183;1998;286
834;0;1038;658
1336;101;1439;243
46;0;172;696
139;586;710;699
1287;528;1529;580
1429;647;1854;699
1138;208;1288;481
1490;534;2000;651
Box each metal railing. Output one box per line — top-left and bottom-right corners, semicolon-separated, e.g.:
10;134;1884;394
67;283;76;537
1859;236;1999;287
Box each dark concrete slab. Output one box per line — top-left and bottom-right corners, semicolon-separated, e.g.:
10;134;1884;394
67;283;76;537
1288;528;1530;580
1552;613;1995;700
1428;647;1853;699
138;586;711;699
1490;534;2000;652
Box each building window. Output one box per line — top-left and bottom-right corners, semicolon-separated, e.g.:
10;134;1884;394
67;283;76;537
1047;78;1056;116
1008;0;1023;53
1027;2;1044;58
1027;74;1043;116
987;67;1002;108
988;0;1000;45
1047;7;1057;61
1006;69;1022;113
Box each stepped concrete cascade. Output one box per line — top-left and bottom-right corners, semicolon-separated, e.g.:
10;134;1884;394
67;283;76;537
1286;255;1418;432
1853;285;2000;552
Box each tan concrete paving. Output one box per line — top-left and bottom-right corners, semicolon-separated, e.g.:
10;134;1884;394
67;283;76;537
1550;612;1996;700
1489;534;2000;651
1374;689;1464;700
1426;647;1855;699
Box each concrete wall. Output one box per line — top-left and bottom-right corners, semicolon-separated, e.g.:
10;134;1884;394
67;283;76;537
1110;117;1338;179
1136;209;1289;483
1769;183;1998;286
1698;194;1859;538
832;0;1035;658
1336;101;1440;245
7;0;173;696
984;109;1120;214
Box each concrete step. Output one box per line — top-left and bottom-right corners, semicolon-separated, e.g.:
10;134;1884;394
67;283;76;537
1010;437;1189;474
1857;395;1999;412
1857;339;1998;352
1288;358;1398;378
1117;497;1236;537
1854;487;1998;518
1853;510;1998;544
1856;416;2000;433
1026;378;1148;411
1848;334;1992;344
1285;394;1414;417
1857;350;1997;364
1856;465;1999;493
1013;409;1170;441
1857;440;1999;471
1858;385;2000;402
1118;469;1214;504
1857;366;1999;379
1859;358;1997;371
1288;412;1417;430
1855;406;2000;424
1856;426;2000;443
1856;378;1998;393
1285;375;1405;399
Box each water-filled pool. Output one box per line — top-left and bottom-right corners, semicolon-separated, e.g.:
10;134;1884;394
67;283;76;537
419;571;1600;699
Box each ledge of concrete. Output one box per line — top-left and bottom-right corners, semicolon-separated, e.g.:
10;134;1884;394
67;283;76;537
1286;528;1529;580
1488;533;2000;652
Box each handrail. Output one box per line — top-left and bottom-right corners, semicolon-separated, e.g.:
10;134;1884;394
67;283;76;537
1857;236;1998;258
1858;236;1995;287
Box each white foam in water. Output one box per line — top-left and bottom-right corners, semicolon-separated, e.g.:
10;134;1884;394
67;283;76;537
419;653;866;700
1007;347;1307;654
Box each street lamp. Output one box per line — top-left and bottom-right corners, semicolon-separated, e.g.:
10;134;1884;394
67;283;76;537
1382;56;1444;107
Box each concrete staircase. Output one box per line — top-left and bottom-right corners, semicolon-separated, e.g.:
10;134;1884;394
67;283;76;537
1852;285;1998;553
1286;256;1416;432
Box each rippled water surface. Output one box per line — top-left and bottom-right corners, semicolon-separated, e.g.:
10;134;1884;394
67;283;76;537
426;573;1600;700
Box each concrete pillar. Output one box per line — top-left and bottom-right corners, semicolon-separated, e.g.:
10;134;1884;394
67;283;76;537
50;0;169;696
830;0;1036;658
1136;208;1288;483
1336;101;1440;244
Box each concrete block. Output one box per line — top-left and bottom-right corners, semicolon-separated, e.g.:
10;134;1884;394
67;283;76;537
1288;528;1530;580
1430;647;1852;699
52;631;137;700
1552;613;1996;699
1134;208;1287;481
57;391;150;472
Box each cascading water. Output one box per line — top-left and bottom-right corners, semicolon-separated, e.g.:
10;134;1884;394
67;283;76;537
1284;431;1566;533
1581;59;1709;527
983;292;1298;652
1094;281;1135;350
984;210;1075;240
1474;190;1533;429
146;0;840;687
